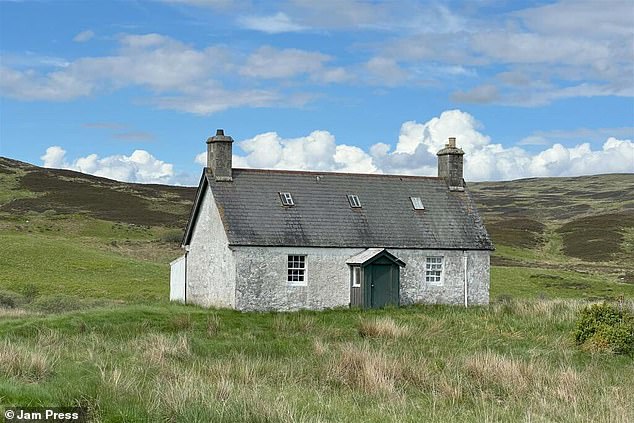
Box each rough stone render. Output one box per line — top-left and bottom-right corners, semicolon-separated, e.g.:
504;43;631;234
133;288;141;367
176;131;493;311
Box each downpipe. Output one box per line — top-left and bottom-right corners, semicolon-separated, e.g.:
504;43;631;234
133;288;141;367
463;252;468;308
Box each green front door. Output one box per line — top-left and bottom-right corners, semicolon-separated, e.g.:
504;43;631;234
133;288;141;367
369;264;399;308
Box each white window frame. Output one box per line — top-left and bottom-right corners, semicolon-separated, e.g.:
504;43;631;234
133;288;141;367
351;266;361;288
279;192;294;206
287;255;307;286
347;194;362;208
410;196;425;210
425;256;444;286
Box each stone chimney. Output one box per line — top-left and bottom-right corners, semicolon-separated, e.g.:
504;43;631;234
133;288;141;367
437;137;465;190
206;129;233;181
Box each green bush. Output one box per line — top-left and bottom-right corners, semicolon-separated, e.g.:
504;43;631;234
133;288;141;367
0;290;24;308
20;283;40;302
573;303;634;354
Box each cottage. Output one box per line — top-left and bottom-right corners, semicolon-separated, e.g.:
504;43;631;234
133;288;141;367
170;129;493;311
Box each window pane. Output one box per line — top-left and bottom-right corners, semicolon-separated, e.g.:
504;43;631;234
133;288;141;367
288;255;306;284
425;257;443;285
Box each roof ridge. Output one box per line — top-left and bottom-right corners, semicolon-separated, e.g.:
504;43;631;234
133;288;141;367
231;167;442;180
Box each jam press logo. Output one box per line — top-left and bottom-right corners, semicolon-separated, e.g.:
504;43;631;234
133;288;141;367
4;407;87;422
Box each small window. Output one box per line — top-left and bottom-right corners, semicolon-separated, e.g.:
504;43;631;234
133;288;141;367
287;255;306;286
279;192;294;206
410;197;424;210
351;266;361;288
425;256;443;285
347;194;361;208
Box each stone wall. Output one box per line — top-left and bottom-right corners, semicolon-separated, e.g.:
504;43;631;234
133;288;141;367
231;247;489;311
398;249;490;306
233;246;362;311
186;187;236;308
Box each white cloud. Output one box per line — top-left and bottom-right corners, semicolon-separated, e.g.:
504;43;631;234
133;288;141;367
240;46;346;82
41;146;175;184
1;33;346;113
41;146;67;168
73;30;95;43
364;57;408;86
528;138;634;177
196;110;634;181
196;130;378;173
237;12;306;33
0;66;93;101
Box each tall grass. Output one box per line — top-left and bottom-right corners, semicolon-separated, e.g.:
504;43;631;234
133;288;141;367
0;300;633;422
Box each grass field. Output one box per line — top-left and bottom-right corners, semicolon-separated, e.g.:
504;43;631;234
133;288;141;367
1;301;633;422
0;157;633;421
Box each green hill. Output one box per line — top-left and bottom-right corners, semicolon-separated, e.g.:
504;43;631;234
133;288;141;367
1;156;633;303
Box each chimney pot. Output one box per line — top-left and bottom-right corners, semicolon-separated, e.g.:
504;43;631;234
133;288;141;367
437;137;464;190
216;129;224;136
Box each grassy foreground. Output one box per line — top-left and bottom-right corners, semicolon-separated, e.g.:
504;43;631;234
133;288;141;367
1;300;633;422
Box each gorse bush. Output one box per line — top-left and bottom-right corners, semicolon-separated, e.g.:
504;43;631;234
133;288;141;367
573;303;634;355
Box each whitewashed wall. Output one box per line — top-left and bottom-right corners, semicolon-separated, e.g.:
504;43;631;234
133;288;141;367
185;187;236;308
398;249;490;306
233;246;361;311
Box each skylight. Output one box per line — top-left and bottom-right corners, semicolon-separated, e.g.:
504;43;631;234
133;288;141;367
279;192;294;206
410;197;424;210
347;194;361;208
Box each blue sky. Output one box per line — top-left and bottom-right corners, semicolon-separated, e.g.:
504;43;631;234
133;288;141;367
1;0;633;185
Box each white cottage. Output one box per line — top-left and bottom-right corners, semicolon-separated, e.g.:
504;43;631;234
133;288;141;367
170;129;493;311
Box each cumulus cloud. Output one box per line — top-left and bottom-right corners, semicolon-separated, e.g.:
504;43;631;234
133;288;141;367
196;110;634;181
196;130;379;173
41;146;175;184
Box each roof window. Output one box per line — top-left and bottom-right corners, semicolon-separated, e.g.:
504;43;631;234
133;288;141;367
410;196;424;210
347;194;362;208
279;192;295;206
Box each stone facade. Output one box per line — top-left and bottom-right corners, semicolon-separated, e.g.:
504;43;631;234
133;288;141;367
185;217;490;310
185;187;236;308
398;249;490;306
234;246;358;311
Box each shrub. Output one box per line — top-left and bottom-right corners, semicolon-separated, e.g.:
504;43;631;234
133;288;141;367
0;290;24;309
573;303;634;355
21;283;40;302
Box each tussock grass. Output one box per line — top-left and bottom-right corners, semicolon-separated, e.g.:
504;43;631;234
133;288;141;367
357;316;409;338
464;351;542;398
328;342;400;395
1;300;633;422
273;313;316;333
136;333;190;365
0;340;56;382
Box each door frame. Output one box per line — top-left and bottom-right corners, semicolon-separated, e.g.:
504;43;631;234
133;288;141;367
346;249;406;309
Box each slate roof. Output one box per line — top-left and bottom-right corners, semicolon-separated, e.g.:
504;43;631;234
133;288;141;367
346;248;406;267
183;168;494;250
